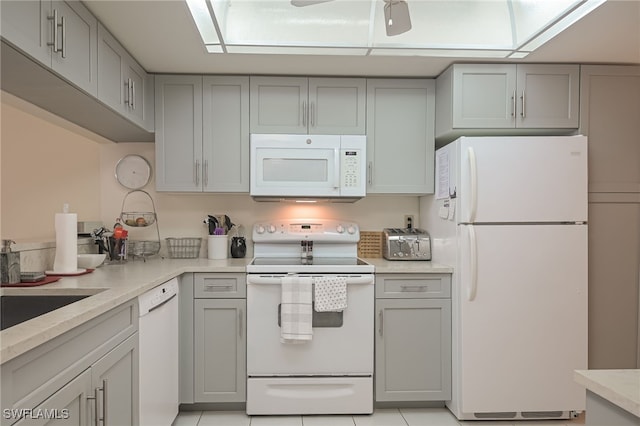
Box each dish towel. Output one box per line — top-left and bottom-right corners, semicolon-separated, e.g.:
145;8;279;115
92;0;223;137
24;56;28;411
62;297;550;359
314;276;348;312
280;276;313;343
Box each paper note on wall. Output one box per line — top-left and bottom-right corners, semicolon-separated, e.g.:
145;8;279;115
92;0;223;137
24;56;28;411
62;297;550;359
436;150;449;200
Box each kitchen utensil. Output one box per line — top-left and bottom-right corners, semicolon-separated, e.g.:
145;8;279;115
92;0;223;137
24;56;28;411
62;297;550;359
204;215;219;235
1;239;21;284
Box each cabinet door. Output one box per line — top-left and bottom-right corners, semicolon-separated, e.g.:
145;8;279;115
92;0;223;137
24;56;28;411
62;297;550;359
580;66;640;193
250;76;308;134
308;78;366;134
588;197;640;369
375;299;451;402
50;1;97;96
123;60;148;128
452;64;517;129
91;334;138;426
203;76;250;192
155;75;203;191
366;79;435;194
97;23;126;115
0;0;52;66
516;64;579;128
13;369;92;426
194;299;246;403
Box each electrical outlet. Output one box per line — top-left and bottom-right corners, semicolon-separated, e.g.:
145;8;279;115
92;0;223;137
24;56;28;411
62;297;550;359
404;215;414;229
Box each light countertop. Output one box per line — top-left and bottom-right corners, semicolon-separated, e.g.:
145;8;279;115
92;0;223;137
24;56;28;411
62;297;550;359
574;369;640;417
1;257;451;364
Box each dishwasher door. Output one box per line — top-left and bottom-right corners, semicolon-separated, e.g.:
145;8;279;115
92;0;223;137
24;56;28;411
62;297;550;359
138;278;179;426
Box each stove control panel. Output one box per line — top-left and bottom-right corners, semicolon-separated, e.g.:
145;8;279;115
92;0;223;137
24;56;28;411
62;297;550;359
253;219;360;243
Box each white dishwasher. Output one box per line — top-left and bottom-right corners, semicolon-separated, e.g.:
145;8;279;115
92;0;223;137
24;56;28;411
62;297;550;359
138;278;179;426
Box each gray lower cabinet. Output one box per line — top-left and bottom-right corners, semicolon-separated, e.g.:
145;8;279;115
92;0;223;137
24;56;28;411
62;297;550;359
0;301;138;426
192;273;246;404
375;274;451;402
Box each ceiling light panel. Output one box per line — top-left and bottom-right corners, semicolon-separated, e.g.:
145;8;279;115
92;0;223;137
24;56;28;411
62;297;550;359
212;0;371;47
186;0;608;58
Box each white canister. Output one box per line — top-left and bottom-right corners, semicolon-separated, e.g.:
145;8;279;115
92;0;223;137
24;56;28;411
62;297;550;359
207;235;228;260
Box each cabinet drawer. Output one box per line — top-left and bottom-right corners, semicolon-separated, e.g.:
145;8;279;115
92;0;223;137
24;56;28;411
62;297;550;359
194;273;246;298
376;274;451;299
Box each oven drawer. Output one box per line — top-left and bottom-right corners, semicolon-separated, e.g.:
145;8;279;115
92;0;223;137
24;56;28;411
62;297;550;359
376;274;451;299
247;377;373;415
194;273;246;298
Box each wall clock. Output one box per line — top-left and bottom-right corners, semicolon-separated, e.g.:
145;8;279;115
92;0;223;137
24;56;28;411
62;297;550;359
115;154;152;189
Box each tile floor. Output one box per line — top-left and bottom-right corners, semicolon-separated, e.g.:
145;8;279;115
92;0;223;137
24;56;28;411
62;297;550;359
172;408;586;426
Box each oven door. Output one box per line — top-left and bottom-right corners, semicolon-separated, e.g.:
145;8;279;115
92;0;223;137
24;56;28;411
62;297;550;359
246;274;374;376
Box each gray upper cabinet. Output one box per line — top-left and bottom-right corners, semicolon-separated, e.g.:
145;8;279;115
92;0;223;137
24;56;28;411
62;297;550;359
250;76;366;134
155;75;203;192
366;79;435;194
1;0;98;96
97;23;154;131
203;76;250;192
436;64;580;142
155;75;250;193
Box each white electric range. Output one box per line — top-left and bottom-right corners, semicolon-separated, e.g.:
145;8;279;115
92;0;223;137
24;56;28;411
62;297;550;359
246;219;374;415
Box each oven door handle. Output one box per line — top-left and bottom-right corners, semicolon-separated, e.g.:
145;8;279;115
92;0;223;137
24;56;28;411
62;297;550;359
246;275;374;285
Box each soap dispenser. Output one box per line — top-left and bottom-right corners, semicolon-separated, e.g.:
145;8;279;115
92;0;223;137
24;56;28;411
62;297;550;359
0;239;21;284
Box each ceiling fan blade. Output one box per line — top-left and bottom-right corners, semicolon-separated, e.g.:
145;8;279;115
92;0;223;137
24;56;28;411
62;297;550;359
384;0;412;36
291;0;334;6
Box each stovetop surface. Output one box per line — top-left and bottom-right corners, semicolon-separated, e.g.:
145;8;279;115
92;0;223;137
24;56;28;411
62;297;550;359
251;257;368;266
247;257;374;274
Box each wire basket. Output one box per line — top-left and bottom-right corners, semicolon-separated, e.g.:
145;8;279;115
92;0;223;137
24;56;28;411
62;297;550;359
358;231;383;258
166;237;202;259
128;240;161;258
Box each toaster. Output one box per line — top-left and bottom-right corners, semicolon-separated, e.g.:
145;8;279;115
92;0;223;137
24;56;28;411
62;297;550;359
382;228;432;260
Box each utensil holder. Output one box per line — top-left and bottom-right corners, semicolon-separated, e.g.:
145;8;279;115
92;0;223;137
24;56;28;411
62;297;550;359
208;235;228;260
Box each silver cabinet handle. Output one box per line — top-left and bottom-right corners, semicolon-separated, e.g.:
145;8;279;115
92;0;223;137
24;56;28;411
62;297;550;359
60;15;66;58
124;79;131;107
88;379;107;426
195;160;200;186
239;309;243;338
47;9;59;53
367;162;373;185
101;379;107;426
400;285;427;292
203;159;208;187
378;310;383;336
310;102;315;127
302;101;307;127
204;284;233;291
511;91;516;117
131;80;135;110
520;90;526;118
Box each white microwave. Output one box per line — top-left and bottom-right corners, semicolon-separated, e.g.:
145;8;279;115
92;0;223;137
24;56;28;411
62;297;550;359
250;134;366;202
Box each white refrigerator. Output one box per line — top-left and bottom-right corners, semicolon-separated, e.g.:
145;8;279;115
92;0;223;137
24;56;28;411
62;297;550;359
420;135;588;421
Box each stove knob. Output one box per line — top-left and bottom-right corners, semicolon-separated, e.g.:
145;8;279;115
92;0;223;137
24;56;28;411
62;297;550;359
267;225;276;233
347;225;356;234
256;225;265;234
336;225;345;234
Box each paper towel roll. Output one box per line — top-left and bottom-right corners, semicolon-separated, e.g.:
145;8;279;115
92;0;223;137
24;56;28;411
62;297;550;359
53;207;78;273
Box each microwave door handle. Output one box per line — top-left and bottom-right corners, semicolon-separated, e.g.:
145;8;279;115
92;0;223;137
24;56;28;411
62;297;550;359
334;148;341;189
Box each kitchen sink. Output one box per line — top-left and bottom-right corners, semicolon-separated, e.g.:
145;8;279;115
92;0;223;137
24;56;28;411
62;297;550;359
0;294;90;331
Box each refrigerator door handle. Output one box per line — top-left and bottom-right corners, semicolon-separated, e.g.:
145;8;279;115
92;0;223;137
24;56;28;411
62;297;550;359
467;224;478;301
468;146;478;223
